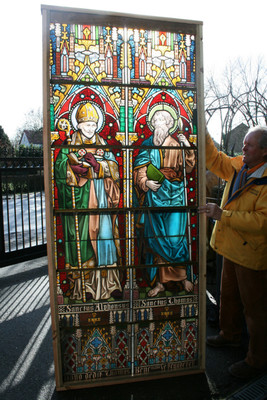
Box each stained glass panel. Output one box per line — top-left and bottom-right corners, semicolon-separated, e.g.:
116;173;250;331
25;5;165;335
42;6;205;390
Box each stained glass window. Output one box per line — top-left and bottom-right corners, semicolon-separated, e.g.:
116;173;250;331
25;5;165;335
42;6;205;389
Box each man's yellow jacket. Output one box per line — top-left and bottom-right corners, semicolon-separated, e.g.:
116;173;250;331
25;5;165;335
206;134;267;270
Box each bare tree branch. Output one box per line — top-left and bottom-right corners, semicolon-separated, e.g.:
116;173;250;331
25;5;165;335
205;57;267;153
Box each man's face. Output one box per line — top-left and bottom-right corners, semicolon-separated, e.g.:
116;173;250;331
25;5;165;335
242;130;267;168
152;112;168;132
79;121;97;139
152;111;170;146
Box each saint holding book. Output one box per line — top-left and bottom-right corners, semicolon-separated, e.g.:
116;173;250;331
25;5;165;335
134;105;195;297
55;102;122;301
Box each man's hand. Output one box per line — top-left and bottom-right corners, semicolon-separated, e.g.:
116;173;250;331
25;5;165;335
177;134;190;147
70;164;88;182
146;180;161;192
198;202;223;220
83;152;100;174
71;164;88;175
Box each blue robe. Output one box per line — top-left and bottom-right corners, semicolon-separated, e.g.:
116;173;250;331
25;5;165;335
134;136;189;284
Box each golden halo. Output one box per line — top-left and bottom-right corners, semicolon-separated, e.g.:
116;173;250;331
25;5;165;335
147;103;180;134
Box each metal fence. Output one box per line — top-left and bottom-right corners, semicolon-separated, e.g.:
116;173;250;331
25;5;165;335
0;150;224;268
0;150;47;267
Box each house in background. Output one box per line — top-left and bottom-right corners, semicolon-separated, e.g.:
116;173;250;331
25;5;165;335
225;123;249;155
19;129;43;147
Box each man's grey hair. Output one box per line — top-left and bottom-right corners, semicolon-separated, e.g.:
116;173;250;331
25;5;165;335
248;126;267;149
247;126;267;161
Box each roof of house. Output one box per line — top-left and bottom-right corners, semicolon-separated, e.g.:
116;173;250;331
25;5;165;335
20;130;43;146
226;123;249;155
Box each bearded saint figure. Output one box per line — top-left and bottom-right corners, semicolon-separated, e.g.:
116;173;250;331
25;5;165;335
134;108;195;297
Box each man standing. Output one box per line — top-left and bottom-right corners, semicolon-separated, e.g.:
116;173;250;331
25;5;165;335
199;126;267;379
134;108;195;297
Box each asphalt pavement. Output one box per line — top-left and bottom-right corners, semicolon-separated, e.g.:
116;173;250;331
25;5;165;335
0;257;266;400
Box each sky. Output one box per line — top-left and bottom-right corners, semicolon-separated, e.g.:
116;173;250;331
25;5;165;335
0;0;266;140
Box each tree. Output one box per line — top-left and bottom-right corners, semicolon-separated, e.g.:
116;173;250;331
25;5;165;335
0;125;13;155
14;108;43;146
205;57;267;153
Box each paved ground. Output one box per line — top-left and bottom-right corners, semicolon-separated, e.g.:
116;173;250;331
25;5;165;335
0;257;266;400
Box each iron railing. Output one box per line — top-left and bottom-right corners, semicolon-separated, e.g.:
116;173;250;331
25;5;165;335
0;149;47;267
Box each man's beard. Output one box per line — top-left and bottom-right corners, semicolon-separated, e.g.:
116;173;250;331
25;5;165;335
153;127;169;146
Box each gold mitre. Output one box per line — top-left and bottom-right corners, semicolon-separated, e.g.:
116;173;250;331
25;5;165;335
76;103;99;123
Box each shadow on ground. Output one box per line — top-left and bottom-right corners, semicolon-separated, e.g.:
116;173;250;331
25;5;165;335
1;257;266;400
